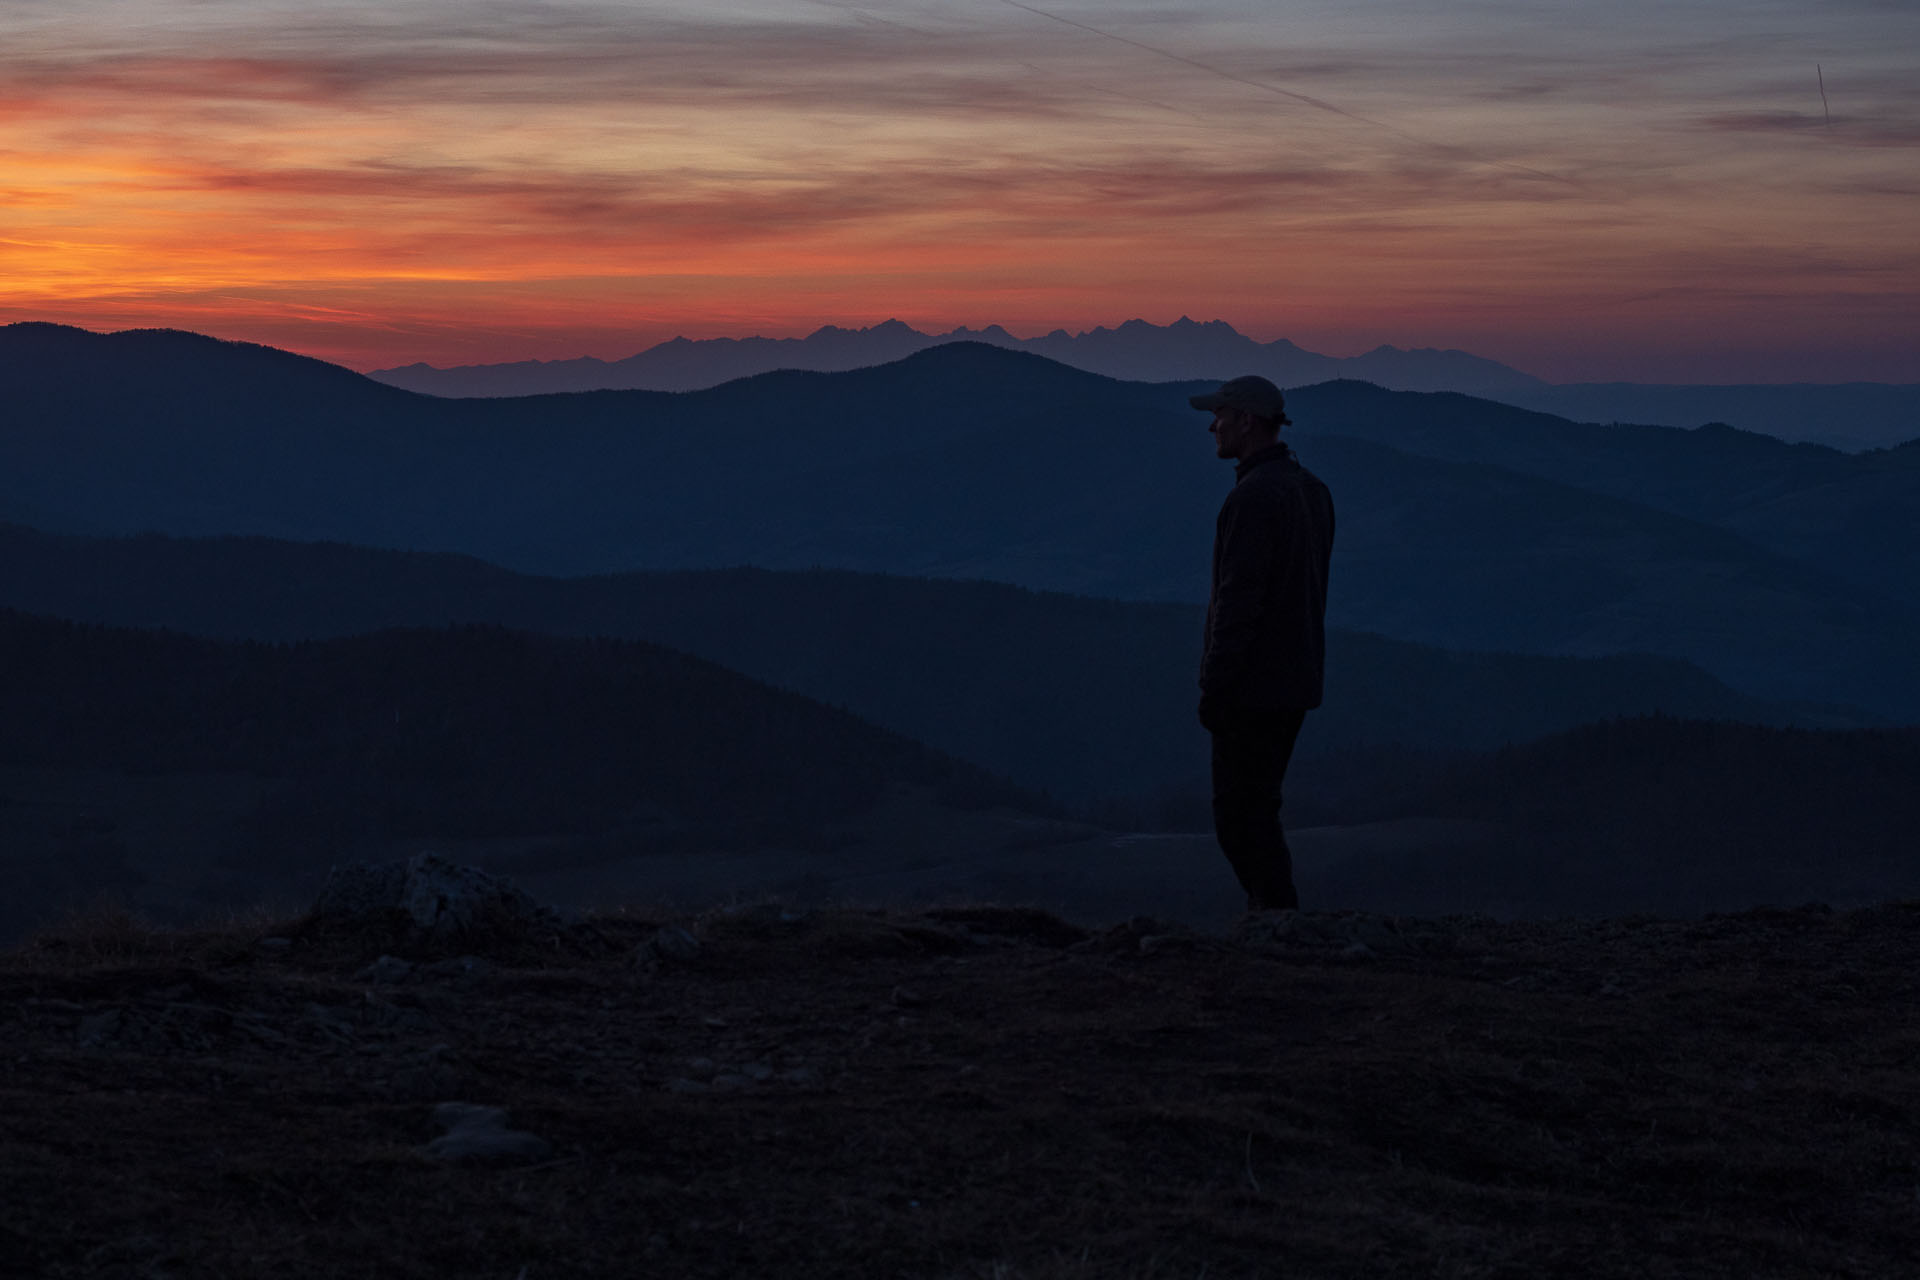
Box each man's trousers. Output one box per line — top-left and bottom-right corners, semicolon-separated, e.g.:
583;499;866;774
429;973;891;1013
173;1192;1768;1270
1209;707;1309;911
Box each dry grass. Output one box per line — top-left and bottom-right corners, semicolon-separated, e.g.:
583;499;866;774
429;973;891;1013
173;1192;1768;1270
2;900;1918;1278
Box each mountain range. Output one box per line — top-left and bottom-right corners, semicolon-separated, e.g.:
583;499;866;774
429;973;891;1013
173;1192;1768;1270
369;316;1544;399
4;322;1915;717
367;317;1920;451
1;524;1861;814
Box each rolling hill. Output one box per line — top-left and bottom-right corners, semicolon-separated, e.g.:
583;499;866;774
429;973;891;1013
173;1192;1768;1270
0;525;1868;811
0;609;1050;944
5;322;1916;716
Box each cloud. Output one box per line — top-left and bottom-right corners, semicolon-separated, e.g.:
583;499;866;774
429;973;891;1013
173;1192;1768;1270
1699;112;1920;148
2;0;1916;381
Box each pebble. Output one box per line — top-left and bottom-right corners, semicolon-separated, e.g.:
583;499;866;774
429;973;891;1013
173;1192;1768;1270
75;1010;123;1047
419;1101;553;1163
423;956;493;980
646;928;701;964
355;955;414;984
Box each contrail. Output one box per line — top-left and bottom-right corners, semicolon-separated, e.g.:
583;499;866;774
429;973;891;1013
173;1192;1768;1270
993;0;1580;188
1818;62;1831;126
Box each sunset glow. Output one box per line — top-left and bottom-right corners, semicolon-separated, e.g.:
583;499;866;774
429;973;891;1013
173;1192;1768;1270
3;0;1916;381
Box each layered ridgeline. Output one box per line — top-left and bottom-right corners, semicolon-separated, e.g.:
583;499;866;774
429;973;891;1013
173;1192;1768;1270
11;528;1917;922
0;610;1053;945
3;323;1917;717
0;525;1866;811
5;602;1916;935
362;316;1920;452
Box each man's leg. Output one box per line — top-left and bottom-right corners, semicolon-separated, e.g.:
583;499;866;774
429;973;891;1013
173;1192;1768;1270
1210;708;1308;911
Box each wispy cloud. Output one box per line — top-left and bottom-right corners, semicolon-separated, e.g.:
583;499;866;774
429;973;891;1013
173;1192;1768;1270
3;0;1917;379
1699;111;1920;147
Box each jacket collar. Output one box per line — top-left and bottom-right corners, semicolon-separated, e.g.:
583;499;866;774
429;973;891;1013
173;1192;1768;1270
1235;442;1296;483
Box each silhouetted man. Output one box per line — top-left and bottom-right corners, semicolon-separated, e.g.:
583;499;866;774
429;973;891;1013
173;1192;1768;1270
1192;375;1335;912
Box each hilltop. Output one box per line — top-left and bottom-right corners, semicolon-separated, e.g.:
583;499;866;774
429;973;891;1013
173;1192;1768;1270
3;895;1916;1278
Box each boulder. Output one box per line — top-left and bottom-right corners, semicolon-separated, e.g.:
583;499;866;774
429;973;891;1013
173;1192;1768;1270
313;853;558;941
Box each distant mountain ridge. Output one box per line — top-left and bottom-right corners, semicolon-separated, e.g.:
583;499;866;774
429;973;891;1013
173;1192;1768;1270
368;316;1546;399
1503;382;1920;452
366;317;1920;450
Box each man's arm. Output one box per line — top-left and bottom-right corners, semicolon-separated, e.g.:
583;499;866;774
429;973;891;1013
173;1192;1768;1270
1200;494;1279;713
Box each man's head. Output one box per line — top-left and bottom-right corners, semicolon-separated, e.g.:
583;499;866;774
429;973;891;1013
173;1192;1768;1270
1190;375;1290;462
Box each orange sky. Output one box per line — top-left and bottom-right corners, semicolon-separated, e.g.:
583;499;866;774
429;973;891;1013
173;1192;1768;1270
3;1;1916;381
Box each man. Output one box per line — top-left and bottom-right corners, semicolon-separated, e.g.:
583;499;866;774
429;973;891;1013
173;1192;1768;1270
1191;374;1335;912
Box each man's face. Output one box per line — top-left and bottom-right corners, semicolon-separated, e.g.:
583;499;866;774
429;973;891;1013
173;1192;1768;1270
1209;407;1248;459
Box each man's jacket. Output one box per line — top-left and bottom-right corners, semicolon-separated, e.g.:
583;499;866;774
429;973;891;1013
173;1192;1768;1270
1201;443;1336;711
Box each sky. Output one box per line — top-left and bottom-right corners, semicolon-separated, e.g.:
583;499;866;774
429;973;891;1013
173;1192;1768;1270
2;0;1916;382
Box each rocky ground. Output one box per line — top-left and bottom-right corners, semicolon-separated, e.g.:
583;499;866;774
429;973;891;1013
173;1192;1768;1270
3;893;1918;1279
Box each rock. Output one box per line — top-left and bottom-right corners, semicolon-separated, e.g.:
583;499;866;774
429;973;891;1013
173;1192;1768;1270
1071;916;1184;955
922;905;1090;948
313;859;410;921
75;1010;123;1047
313;853;558;942
713;902;811;935
1354;916;1409;954
355;955;414;984
709;1073;753;1092
419;1101;552;1163
1235;910;1423;956
256;936;293;953
641;927;701;966
423;955;494;980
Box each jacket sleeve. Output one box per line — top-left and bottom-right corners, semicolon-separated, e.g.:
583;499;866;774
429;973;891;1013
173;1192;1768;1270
1200;493;1279;701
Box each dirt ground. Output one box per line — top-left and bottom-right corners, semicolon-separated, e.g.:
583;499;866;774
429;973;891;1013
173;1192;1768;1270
3;898;1917;1279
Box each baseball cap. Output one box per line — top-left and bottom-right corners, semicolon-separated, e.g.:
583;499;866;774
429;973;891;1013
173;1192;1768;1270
1189;374;1290;425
